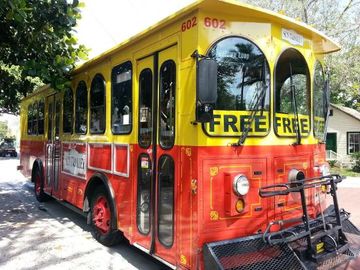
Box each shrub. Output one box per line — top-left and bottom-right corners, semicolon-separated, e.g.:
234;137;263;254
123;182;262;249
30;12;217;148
328;160;337;168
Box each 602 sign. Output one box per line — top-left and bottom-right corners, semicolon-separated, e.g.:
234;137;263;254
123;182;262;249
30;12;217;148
181;17;197;32
204;17;226;29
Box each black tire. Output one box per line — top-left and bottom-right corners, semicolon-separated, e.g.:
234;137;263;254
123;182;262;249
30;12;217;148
32;167;49;202
90;186;122;246
13;152;17;157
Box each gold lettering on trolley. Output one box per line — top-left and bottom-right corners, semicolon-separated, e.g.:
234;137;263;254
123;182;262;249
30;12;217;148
180;255;187;265
67;186;73;193
210;167;219;176
191;179;197;195
185;147;192;157
210;210;219;220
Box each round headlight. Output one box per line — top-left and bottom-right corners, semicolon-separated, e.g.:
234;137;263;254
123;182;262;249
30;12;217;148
233;174;250;196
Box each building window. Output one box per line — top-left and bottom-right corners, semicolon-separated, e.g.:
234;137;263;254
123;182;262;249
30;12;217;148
63;88;73;133
111;61;132;134
75;81;88;134
348;132;360;154
90;74;106;134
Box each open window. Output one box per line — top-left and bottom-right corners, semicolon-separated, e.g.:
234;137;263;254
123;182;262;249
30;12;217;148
275;49;310;138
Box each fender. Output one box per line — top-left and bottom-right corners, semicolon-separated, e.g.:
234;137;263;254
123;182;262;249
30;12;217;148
83;172;118;228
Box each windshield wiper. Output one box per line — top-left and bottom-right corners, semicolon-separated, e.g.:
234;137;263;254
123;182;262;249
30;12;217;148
289;63;301;145
232;67;267;146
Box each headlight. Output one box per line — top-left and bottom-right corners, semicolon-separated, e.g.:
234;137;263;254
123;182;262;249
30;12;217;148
233;174;250;196
320;164;330;176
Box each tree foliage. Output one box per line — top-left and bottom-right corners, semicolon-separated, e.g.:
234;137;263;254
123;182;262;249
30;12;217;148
0;0;88;114
242;0;360;110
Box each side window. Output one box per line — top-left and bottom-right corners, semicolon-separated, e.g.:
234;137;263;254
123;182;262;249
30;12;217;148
313;61;326;140
32;101;38;135
275;49;310;137
138;69;153;148
38;100;45;135
159;60;176;149
63;88;74;134
75;81;88;134
111;61;132;134
90;74;106;134
27;104;33;135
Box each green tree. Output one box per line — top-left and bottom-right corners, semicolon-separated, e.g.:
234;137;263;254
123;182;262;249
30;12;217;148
0;0;88;114
242;0;360;110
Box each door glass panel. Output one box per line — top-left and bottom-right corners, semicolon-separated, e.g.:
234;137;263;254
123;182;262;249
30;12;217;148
138;69;153;148
48;102;53;140
137;154;152;235
159;61;176;149
158;155;174;247
55;100;60;136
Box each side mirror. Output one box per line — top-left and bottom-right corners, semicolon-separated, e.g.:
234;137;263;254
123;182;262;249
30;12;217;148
196;58;218;123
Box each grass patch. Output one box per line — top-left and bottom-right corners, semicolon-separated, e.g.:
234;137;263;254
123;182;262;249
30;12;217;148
330;166;360;177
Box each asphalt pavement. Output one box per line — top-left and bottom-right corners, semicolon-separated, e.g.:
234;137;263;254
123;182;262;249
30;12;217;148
0;157;169;270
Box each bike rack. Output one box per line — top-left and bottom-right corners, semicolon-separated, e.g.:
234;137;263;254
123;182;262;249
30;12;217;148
259;174;349;262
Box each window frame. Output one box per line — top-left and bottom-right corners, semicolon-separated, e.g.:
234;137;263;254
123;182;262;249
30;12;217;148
159;60;176;150
157;154;175;248
90;74;106;135
75;80;88;135
313;61;326;140
111;61;133;135
273;48;311;138
27;103;33;135
347;132;360;155
203;35;271;138
138;68;153;149
63;88;74;134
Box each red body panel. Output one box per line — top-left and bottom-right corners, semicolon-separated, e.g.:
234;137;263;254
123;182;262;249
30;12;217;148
20;138;327;269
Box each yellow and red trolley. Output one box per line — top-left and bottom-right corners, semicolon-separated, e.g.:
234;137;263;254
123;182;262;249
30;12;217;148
19;0;360;269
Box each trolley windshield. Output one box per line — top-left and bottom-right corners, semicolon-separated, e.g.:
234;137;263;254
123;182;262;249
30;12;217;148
204;37;270;137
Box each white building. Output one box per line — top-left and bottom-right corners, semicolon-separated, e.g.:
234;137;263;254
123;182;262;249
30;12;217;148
327;104;360;165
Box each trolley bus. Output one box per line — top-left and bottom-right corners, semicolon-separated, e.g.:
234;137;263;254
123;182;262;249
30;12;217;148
19;0;360;269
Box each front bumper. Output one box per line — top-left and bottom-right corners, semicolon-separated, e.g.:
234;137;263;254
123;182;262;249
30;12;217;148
203;212;360;270
204;175;360;269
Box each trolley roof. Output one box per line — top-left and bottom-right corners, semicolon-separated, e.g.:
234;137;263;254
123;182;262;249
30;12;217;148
73;0;340;75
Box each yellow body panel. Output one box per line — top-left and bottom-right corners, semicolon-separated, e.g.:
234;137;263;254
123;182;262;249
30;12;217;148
20;0;338;148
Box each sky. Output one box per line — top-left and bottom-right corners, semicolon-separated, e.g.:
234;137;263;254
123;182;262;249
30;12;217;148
75;0;196;59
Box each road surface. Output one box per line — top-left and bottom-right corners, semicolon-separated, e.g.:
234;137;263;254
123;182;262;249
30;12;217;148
0;157;170;270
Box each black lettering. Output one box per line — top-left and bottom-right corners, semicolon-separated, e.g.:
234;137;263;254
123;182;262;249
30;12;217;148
255;115;267;132
240;115;253;132
209;114;221;132
275;117;281;132
224;115;238;132
300;118;309;133
282;117;292;133
291;118;297;134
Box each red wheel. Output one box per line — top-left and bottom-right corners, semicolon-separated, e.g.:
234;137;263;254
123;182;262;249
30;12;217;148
92;195;111;234
90;186;122;246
